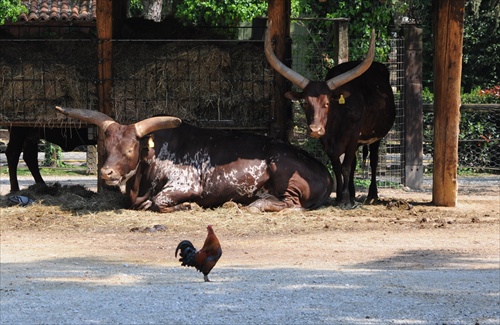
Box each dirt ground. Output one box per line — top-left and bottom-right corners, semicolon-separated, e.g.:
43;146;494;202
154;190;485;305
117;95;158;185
0;178;499;324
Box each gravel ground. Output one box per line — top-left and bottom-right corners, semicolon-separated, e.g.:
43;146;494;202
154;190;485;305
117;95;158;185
2;265;499;324
1;175;499;324
1;229;499;325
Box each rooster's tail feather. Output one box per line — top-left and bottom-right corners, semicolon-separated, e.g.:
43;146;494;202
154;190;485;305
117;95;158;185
175;240;198;267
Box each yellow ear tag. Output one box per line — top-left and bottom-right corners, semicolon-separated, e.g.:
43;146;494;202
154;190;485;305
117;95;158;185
339;94;345;105
148;136;155;149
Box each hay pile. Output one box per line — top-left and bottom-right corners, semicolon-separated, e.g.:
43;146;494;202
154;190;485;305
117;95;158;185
0;183;128;213
112;41;273;125
0;41;98;125
0;40;273;128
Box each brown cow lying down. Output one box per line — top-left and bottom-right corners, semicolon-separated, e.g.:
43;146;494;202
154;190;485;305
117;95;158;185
55;107;333;213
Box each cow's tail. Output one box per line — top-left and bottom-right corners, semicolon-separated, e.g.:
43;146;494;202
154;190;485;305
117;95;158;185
175;240;197;267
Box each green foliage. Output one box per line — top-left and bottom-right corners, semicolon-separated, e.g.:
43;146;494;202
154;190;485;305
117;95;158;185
129;0;144;17
43;143;66;168
422;85;500;104
292;0;396;62
403;0;499;92
0;0;27;24
422;86;499;173
175;0;266;27
462;1;500;92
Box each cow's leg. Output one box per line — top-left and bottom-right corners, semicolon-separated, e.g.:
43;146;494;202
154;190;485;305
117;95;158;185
337;144;359;209
247;195;293;212
5;134;24;192
6;128;44;192
365;141;381;204
23;137;46;187
348;153;357;204
331;157;343;203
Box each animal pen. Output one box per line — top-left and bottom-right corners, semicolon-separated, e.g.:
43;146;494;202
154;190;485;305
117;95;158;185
1;19;498;191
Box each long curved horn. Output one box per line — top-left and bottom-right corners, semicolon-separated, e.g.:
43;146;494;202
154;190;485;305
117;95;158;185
134;116;182;138
326;29;376;90
55;106;117;132
264;20;310;90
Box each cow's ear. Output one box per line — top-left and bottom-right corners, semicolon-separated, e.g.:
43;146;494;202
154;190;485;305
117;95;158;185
285;91;303;101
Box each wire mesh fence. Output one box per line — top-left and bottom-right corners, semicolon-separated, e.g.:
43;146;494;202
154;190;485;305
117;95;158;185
0;38;274;176
110;40;273;130
423;104;500;173
2;30;497;189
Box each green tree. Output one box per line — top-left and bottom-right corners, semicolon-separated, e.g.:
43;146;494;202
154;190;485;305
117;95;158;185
0;0;26;24
291;0;397;61
175;0;267;27
402;0;499;91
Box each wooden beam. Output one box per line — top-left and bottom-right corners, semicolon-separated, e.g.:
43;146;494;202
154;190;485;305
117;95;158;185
333;18;349;64
267;0;292;140
96;0;113;190
432;0;465;207
403;23;423;190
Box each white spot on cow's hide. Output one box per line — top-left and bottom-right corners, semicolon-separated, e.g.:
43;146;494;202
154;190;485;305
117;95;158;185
225;161;267;197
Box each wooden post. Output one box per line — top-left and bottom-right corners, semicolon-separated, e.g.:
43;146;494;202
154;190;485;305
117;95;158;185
432;0;465;207
96;0;113;190
333;18;349;64
268;0;292;141
403;23;423;190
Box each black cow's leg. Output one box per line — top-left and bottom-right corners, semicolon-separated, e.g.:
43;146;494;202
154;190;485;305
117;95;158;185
5;132;24;192
366;141;381;204
23;137;46;187
348;154;357;204
331;157;343;203
5;128;44;192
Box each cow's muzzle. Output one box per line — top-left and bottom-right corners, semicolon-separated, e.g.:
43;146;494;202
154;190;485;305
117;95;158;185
101;167;121;186
308;125;324;138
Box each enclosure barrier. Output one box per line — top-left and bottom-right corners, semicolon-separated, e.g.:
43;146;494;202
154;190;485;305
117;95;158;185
423;103;500;173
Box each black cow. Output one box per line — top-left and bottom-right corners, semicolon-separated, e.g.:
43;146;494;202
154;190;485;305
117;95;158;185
54;106;333;213
5;126;97;192
265;22;396;208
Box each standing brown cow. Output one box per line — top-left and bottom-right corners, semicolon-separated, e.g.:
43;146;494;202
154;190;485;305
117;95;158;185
265;22;396;208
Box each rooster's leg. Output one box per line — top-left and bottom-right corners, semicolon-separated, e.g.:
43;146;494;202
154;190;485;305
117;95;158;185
204;275;210;282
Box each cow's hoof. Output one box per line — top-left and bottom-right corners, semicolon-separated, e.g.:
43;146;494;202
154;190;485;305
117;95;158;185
364;196;379;205
337;201;362;210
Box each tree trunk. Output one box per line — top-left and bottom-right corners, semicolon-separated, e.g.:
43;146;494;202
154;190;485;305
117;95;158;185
142;0;163;22
432;0;465;207
268;0;292;141
96;0;113;190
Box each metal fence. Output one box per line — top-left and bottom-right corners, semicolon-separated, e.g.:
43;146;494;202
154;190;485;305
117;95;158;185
423;104;500;173
2;32;498;186
0;39;98;174
110;39;273;130
0;38;274;175
289;19;406;188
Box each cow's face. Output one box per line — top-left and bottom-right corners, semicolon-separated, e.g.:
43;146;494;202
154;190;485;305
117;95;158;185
286;81;331;139
101;123;141;186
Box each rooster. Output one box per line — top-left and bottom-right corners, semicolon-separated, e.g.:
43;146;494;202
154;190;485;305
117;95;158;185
175;225;222;282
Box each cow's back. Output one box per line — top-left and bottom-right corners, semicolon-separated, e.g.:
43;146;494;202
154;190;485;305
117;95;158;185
325;61;396;142
148;124;332;209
